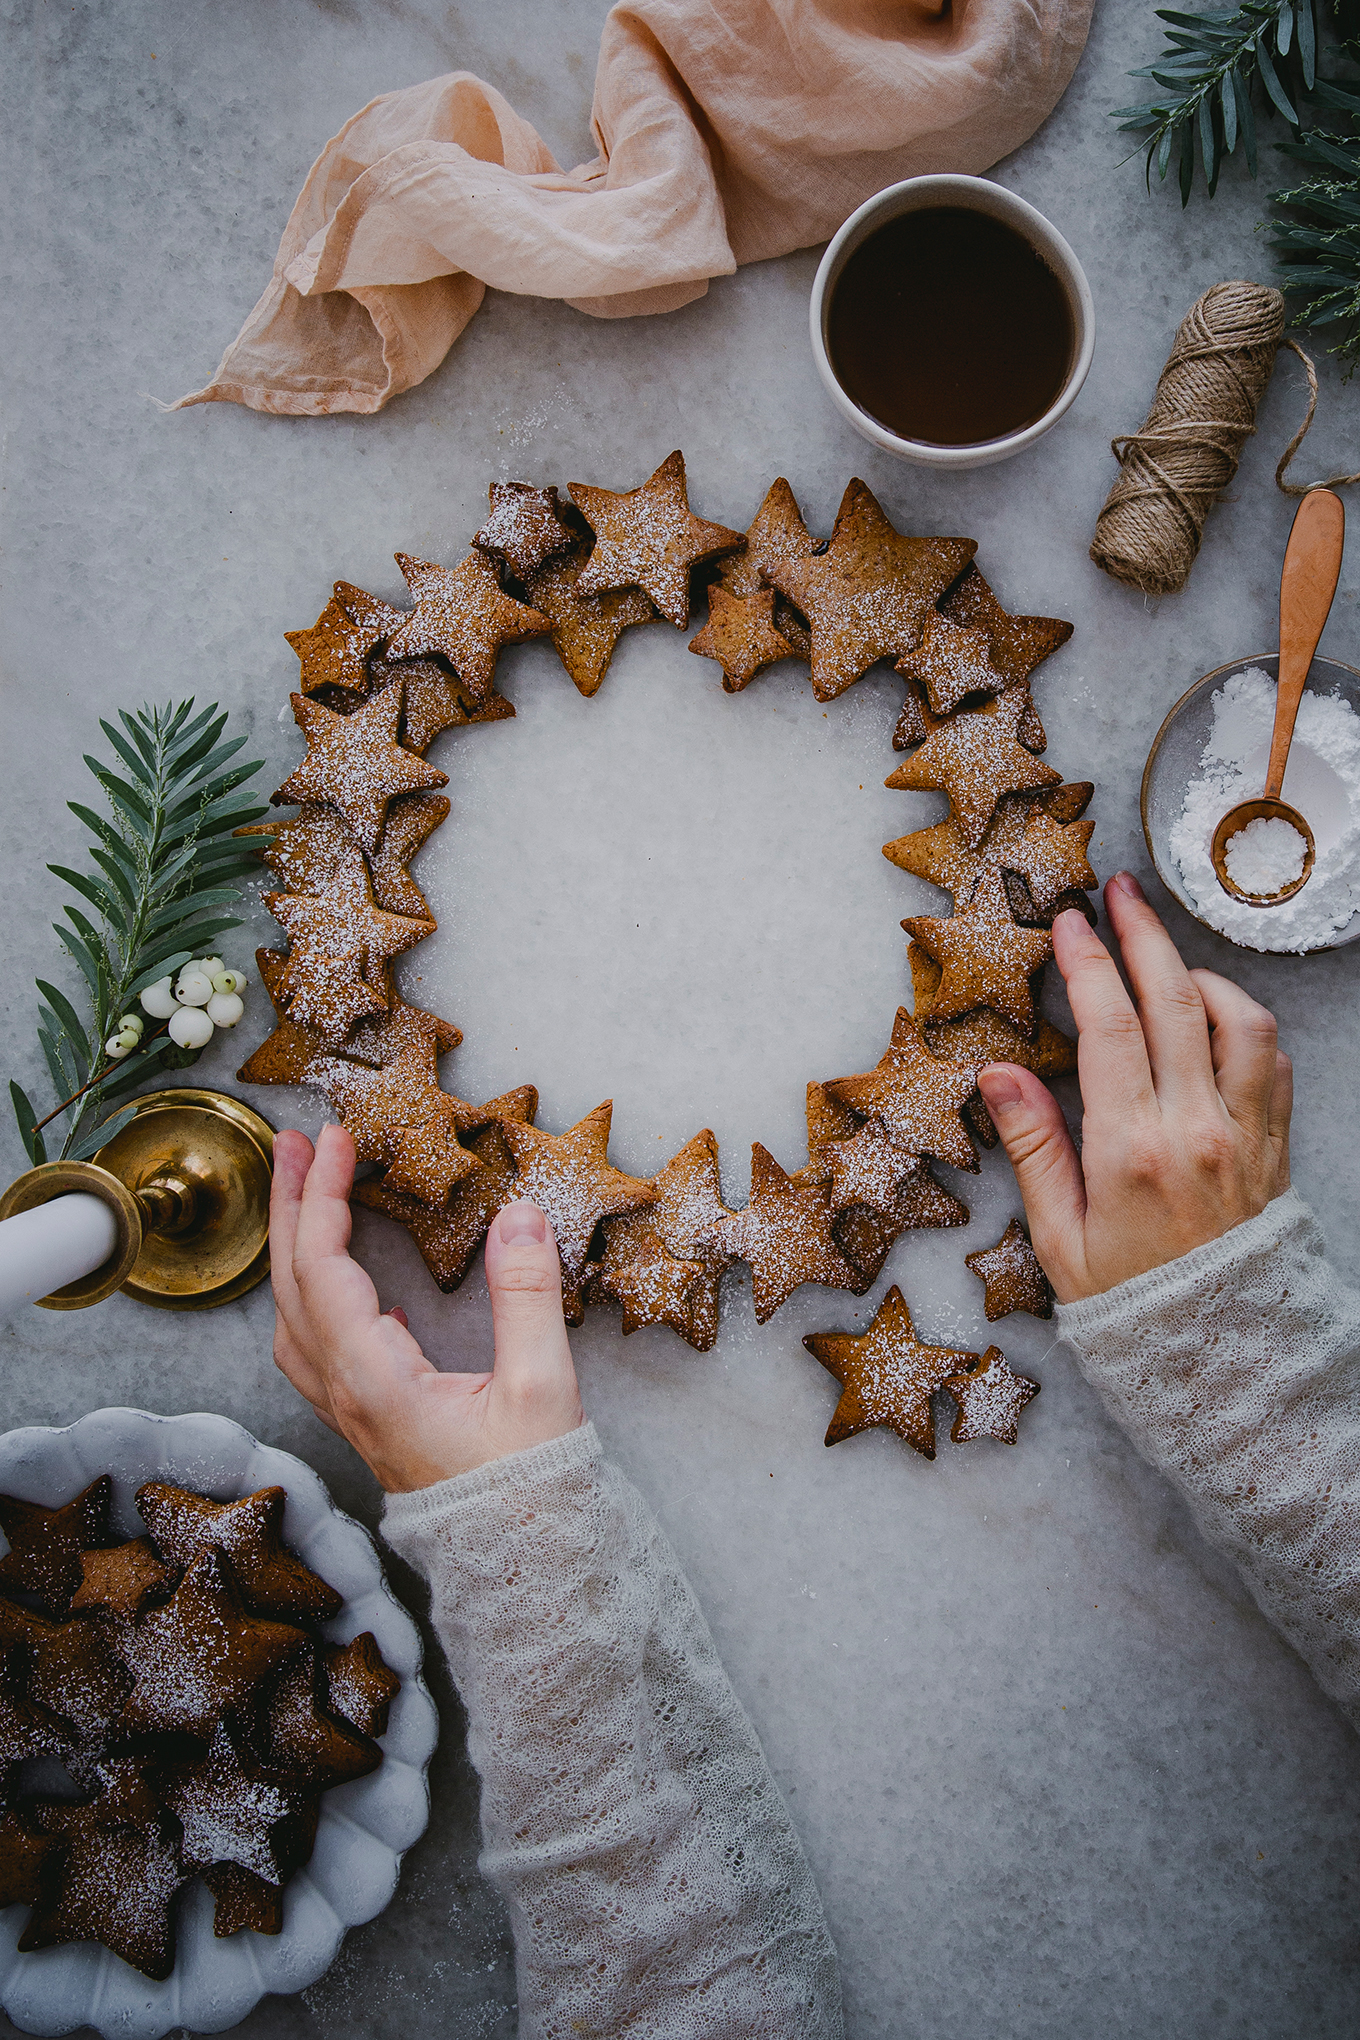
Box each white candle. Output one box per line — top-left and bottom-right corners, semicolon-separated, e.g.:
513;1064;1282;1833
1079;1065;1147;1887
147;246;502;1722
0;1194;120;1314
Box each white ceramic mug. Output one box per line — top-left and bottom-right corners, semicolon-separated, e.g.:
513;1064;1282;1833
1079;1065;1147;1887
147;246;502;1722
808;174;1095;472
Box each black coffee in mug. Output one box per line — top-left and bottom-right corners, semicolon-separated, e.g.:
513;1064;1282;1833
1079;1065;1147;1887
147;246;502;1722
826;206;1074;448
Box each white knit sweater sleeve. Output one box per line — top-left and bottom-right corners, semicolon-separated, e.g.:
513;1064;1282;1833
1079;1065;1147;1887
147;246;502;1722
380;1422;842;2040
1055;1187;1360;1727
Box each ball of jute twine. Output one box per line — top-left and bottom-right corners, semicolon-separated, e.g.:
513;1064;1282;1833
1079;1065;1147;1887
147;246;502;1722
1090;278;1360;597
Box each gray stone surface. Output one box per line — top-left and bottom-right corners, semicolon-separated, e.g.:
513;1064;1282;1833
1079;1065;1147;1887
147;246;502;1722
4;1;1360;2034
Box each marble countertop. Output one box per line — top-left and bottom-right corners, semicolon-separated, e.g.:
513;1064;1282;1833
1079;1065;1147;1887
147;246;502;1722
4;3;1360;2035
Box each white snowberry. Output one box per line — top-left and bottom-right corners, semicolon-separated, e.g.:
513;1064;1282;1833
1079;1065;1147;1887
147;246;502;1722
205;991;244;1028
140;978;178;1019
168;1006;215;1050
197;956;225;977
117;1013;144;1038
175;969;214;1007
209;970;236;996
105;1035;133;1060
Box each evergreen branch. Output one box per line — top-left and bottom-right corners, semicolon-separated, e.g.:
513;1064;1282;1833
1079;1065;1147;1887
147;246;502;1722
1115;1;1333;203
1269;64;1360;367
9;699;265;1162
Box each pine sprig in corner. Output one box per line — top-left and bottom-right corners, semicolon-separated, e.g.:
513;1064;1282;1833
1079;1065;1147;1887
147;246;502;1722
9;700;266;1167
1271;72;1360;367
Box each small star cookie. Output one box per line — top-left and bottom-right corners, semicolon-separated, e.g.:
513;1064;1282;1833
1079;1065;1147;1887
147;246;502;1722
236;948;358;1088
324;1632;401;1740
273;687;448;854
896;611;1008;717
352;1091;538;1288
525;540;656;697
369;655;516;751
885;690;1060;849
796;1085;970;1285
908;940;1075;1077
136;1483;342;1621
803;1286;978;1458
765;479;975;702
940;564;1073;690
263;1653;381;1792
265;843;434;1047
384;550;549;699
284;587;396;698
822;1008;980;1174
588;1129;736;1349
713;476;819;657
252;793;449;922
203;1863;285;1938
943;1346;1041;1444
169;1718;319;1883
1006;805;1098;917
473;481;578;584
688;584;798;691
0;1476;112;1615
499;1102;657;1312
904;869;1055;1037
570;450;744;628
314;1041;487;1209
721;1143;866;1323
966;1217;1054;1321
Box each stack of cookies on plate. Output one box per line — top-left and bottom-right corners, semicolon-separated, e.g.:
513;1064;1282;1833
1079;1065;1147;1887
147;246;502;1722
240;456;1097;1357
0;1475;398;1978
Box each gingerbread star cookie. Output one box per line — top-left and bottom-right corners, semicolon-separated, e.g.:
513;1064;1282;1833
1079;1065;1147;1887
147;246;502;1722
203;1862;286;1938
0;1476;112;1615
284;586;396;698
265;1652;383;1793
0;1647;75;1775
796;1085;969;1286
823;1008;980;1174
966;1218;1054;1321
498;1102;656;1313
721;1143;866;1323
883;782;1094;909
904;869;1055;1037
1006;805;1098;917
803;1286;978;1459
885;690;1061;849
248;794;450;921
119;1548;308;1743
473;481;578;584
236;948;355;1089
940;564;1073;691
907;942;1075;1078
525;541;656;697
369;655;516;751
324;1632;401;1741
273;686;448;854
21;1802;187;1980
20;1605;132;1750
895;611;1008;717
688;584;798;692
713;475;819;657
764;479;975;702
169;1718;319;1883
383;550;549;699
588;1129;735;1349
314;1053;486;1209
266;843;434;1047
570;450;744;628
943;1346;1041;1444
136;1483;342;1622
352;1090;538;1288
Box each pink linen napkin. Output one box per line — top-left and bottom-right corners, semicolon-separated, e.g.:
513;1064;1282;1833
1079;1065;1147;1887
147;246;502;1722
178;0;1094;417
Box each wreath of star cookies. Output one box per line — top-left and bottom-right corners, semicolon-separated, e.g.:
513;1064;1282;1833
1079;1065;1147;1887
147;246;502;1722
240;455;1097;1455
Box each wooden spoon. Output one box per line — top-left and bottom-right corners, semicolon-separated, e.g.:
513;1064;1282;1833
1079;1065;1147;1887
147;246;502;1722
1211;487;1344;906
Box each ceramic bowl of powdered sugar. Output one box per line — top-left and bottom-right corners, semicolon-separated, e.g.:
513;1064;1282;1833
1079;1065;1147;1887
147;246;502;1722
1141;653;1360;954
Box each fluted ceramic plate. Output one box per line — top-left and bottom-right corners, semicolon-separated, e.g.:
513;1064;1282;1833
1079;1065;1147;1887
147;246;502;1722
0;1408;439;2039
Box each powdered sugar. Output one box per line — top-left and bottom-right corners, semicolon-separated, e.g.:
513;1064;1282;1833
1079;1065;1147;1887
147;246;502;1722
1170;666;1360;951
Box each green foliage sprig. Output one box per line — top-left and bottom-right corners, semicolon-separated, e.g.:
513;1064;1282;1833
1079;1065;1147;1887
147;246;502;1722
1115;2;1321;204
1271;72;1360;364
9;700;266;1166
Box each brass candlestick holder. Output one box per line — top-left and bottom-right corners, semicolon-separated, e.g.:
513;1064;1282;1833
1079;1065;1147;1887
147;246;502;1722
0;1089;275;1311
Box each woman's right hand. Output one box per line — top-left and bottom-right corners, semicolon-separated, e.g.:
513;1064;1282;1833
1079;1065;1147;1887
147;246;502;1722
976;872;1292;1305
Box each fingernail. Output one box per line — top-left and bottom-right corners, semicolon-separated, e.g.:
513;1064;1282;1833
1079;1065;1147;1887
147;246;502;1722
1113;870;1144;898
387;1306;409;1328
977;1067;1022;1109
496;1200;547;1244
